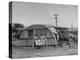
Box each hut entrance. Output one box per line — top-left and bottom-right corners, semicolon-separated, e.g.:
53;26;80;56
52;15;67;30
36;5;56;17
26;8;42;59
28;30;33;38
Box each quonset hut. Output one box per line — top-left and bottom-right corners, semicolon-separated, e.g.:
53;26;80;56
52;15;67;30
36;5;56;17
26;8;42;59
17;24;59;47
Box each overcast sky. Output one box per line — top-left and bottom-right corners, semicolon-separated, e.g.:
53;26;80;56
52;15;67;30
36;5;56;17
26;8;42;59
12;2;78;28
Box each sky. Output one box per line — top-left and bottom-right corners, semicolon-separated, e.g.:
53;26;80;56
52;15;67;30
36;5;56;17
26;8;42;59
12;2;78;28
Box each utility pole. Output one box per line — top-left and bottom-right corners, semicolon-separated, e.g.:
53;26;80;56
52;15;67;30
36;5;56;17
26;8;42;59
54;14;58;27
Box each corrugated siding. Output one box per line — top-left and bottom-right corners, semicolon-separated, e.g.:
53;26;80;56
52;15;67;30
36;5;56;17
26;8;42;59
20;31;28;38
12;39;56;46
46;30;53;38
12;40;33;46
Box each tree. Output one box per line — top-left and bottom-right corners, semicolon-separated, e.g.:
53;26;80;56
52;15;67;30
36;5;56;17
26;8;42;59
12;23;24;39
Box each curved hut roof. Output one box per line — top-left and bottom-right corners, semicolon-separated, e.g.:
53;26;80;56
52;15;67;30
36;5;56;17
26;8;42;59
26;24;54;30
24;24;57;33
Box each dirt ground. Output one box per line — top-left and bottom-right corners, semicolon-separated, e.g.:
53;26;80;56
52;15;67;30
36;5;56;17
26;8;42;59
12;46;78;59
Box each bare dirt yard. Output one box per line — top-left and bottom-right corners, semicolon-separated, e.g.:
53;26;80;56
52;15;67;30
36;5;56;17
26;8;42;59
12;46;78;59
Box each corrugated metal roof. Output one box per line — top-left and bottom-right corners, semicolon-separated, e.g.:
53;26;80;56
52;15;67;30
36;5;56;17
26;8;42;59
16;24;68;31
24;24;55;30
